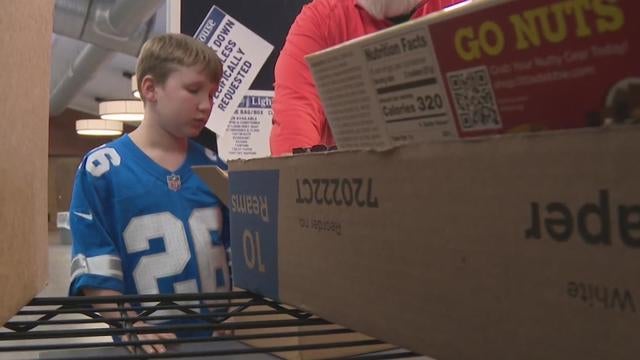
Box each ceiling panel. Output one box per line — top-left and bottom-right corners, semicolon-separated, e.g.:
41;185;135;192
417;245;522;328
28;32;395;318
50;1;168;116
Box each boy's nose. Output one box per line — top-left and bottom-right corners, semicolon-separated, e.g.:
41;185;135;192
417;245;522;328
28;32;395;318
199;96;213;112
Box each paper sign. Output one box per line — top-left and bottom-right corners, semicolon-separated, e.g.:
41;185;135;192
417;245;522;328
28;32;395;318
219;90;274;161
194;6;274;135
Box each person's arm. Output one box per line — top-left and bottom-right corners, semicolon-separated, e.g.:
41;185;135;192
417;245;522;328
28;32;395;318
83;288;176;354
414;0;468;16
270;1;333;156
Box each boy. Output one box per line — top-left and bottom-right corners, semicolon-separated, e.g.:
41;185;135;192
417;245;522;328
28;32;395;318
68;33;229;353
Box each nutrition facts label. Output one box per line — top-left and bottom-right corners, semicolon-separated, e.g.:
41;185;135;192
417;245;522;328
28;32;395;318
363;28;455;144
307;26;455;150
309;51;392;150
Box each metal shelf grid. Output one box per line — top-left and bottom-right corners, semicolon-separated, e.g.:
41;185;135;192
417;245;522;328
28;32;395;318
0;291;419;359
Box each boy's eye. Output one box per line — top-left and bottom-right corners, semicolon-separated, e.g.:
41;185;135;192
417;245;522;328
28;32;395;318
187;88;199;94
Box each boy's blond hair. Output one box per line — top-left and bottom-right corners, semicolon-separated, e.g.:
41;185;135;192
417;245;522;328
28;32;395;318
135;33;223;101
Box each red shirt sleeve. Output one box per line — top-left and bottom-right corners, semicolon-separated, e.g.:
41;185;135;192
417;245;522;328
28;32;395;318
270;1;334;156
415;0;468;16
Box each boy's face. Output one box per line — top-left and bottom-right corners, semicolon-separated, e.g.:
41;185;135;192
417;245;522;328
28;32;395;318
152;65;217;138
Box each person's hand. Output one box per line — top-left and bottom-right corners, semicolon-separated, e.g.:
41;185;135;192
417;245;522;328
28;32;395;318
213;328;234;337
122;321;177;354
213;317;234;338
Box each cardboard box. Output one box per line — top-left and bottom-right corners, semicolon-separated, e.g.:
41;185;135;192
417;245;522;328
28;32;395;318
231;305;393;360
306;0;640;150
194;165;230;206
189;173;396;358
0;0;53;325
225;126;640;360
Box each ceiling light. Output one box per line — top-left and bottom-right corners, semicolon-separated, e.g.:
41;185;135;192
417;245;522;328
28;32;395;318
131;74;140;99
76;119;123;136
99;100;144;122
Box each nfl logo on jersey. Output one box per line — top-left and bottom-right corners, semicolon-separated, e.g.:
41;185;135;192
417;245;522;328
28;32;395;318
167;174;181;191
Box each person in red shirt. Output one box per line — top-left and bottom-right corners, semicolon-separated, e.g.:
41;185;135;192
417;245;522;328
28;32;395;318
270;0;467;156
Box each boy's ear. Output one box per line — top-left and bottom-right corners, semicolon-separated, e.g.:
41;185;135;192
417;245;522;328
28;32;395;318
140;75;158;103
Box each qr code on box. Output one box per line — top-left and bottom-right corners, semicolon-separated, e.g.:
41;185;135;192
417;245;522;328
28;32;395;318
447;66;502;132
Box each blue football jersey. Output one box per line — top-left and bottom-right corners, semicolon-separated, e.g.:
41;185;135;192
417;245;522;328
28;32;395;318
69;135;230;335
